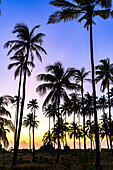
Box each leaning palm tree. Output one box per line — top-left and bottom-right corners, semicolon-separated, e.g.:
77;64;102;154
74;67;90;150
27;99;39;162
4;23;47;166
95;58;113;154
48;0;111;167
36;61;76;163
22;113;33;150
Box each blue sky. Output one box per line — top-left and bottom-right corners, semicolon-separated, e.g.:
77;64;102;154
1;0;113;148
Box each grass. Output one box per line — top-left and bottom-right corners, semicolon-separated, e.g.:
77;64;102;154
0;149;113;169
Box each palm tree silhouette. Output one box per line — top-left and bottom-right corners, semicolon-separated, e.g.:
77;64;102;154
84;92;94;152
100;113;109;152
43;104;56;149
36;61;75;163
4;23;47;166
68;122;81;149
69;92;81;150
0;95;15;148
60;100;71;146
48;1;111;167
22;113;33;150
27;99;39;162
74;67;90;150
95;58;113;154
8;52;35;161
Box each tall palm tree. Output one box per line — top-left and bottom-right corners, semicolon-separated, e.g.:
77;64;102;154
8;52;35;161
22;113;33;150
95;58;113;154
74;67;90;150
36;61;76;163
27;99;39;162
4;23;47;166
48;1;111;167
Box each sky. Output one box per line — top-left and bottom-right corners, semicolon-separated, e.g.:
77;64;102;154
1;0;113;149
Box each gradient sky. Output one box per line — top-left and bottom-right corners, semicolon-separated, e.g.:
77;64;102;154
1;0;113;149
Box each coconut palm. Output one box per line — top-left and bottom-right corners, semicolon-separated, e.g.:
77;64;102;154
48;1;111;167
22;113;33;150
51;117;69;149
0;120;15;148
4;23;47;166
43;104;56;148
27;99;39;162
74;67;90;150
0;95;13;118
95;58;113;154
99;113;109;151
42;130;53;146
60;100;72;146
68;122;81;149
36;61;76;163
8;52;35;161
69;92;81;150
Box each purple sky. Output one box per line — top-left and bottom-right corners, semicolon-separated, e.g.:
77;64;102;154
1;0;113;148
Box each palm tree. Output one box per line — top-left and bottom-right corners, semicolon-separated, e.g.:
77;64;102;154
60;100;72;146
84;92;94;152
0;120;15;148
68;122;81;149
0;95;15;148
8;52;35;161
42;130;53;146
99;113;109;151
74;67;90;150
0;95;13;118
36;61;75;163
95;58;113;154
51;117;69;149
4;23;47;166
22;113;33;150
69;92;81;150
27;99;39;162
48;1;111;167
43;104;56;149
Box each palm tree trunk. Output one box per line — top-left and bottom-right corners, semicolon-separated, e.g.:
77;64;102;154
107;82;113;155
73;112;76;150
13;67;22;166
56;92;60;163
49;116;51;152
33;108;35;162
90;20;100;168
65;114;67;146
29;126;31;150
81;82;86;150
13;51;29;166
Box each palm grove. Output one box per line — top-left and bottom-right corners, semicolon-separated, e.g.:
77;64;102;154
0;0;113;169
